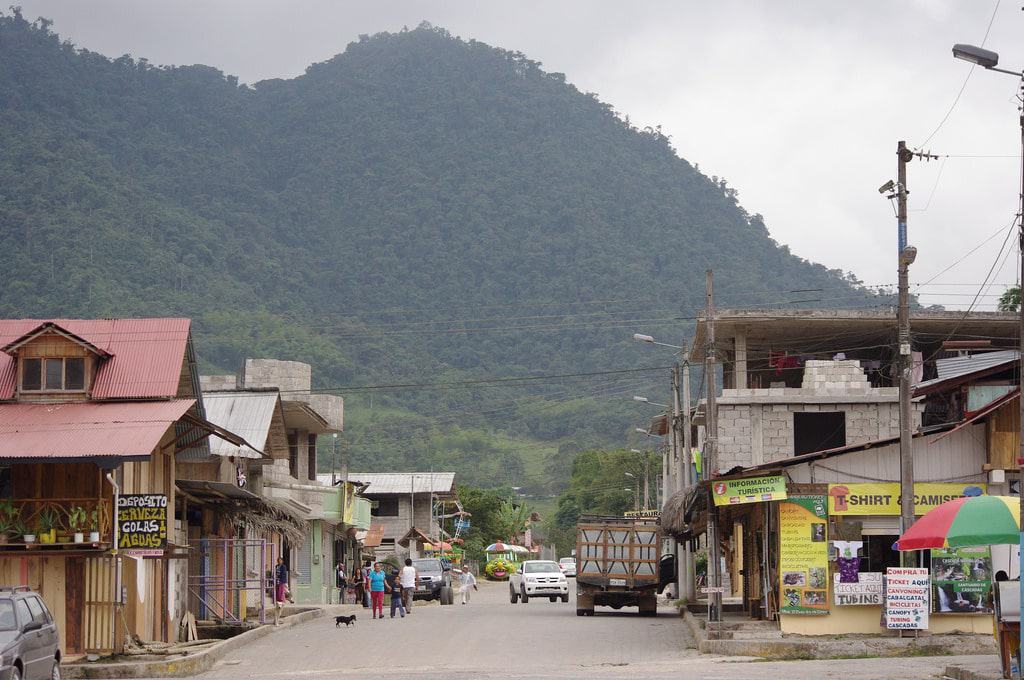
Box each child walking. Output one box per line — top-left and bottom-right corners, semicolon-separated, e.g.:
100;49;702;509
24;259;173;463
388;569;406;618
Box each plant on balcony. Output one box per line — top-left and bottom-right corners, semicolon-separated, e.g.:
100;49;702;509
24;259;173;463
16;519;35;545
0;500;20;544
67;506;88;543
88;507;101;543
36;508;59;544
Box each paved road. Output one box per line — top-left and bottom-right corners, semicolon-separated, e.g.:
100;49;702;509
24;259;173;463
190;581;995;680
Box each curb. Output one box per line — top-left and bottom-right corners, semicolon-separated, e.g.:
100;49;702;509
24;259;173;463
943;664;1003;680
64;608;327;679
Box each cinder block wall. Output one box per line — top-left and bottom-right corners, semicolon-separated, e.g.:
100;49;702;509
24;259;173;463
242;359;312;399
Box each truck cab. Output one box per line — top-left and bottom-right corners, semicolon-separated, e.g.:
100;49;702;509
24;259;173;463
509;560;569;603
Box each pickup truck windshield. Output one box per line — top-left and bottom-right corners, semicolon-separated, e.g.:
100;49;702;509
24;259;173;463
413;559;441;573
524;562;560;573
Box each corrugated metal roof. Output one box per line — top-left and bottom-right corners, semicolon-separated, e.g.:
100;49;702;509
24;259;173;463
202;391;278;459
0;318;192;400
363;524;384;547
341;472;456;495
0;399;194;461
915;349;1019;394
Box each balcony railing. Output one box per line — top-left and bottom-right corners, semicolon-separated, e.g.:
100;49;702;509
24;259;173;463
2;498;113;547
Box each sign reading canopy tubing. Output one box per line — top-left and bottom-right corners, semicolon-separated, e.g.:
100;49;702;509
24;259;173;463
712;475;787;506
827;483;986;516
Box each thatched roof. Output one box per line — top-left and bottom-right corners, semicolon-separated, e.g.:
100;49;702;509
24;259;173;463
223;495;308;545
661;484;707;539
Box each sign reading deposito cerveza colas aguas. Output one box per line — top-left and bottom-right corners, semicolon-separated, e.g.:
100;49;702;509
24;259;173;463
712;475;787;506
117;494;168;556
827;483;986;516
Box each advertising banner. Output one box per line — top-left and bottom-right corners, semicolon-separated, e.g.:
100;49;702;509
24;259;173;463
833;572;883;606
827;483;986;516
931;546;993;614
117;494;168;556
885;567;930;629
778;495;829;614
712;475;787;506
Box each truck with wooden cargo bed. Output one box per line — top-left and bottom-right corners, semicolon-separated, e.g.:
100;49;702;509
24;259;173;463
574;515;675;616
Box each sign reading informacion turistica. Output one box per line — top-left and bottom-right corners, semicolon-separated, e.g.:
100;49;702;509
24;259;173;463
885;567;930;630
827;483;986;516
712;475;787;506
117;494;168;556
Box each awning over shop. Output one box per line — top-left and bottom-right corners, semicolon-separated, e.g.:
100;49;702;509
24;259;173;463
0;399;196;463
176;479;308;544
662;483;708;539
362;524;384;548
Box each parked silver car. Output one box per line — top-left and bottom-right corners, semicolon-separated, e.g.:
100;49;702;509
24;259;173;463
0;586;61;680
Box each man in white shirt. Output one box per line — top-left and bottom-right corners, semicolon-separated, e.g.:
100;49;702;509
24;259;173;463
400;558;418;613
458;565;478;605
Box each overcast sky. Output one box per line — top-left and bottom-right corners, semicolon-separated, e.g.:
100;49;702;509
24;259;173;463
16;0;1024;310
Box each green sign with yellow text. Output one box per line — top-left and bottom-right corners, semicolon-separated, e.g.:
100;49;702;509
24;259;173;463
712;475;787;506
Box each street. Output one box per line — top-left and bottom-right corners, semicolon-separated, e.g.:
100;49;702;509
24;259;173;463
180;581;996;680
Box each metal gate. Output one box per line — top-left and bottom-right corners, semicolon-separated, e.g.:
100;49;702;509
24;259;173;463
187;539;274;624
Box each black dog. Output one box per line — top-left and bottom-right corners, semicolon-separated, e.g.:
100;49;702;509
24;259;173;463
335;614;356;627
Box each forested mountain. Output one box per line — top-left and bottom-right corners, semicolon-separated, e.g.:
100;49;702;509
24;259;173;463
0;12;879;490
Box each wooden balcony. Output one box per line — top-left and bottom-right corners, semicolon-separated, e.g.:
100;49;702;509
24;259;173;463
1;497;113;551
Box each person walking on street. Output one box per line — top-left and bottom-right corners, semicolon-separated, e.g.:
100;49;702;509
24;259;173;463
335;561;347;604
458;565;477;605
369;562;387;619
273;557;289;625
360;559;372;608
400;558;418;614
387;569;406;618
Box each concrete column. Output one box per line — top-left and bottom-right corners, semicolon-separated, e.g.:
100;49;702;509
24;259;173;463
735;332;748;389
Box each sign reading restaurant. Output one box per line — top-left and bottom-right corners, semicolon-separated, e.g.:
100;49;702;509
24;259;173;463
712;475;787;506
827;483;986;516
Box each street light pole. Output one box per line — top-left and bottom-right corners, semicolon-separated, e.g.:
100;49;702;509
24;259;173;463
952;41;1024;669
673;360;695;602
705;269;722;624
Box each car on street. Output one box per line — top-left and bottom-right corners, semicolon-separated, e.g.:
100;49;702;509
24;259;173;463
509;560;569;603
411;558;454;603
558;557;577;577
0;586;61;680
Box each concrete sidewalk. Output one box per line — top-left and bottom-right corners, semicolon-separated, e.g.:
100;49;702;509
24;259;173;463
681;608;998;660
64;604;361;679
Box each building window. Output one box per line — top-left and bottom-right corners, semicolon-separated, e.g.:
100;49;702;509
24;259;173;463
21;357;86;392
861;534;918;572
793;411;845;456
287;432;298;478
371;497;399;517
378;538;396;553
307;434;317;481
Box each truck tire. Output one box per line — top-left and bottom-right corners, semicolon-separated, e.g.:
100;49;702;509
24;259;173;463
638;594;658;616
440;586;454;605
510;586;519;604
520;586;530;603
576;592;594;616
548;596;556;602
561;594;569;603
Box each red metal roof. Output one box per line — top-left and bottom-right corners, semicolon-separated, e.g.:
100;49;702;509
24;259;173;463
0;318;191;400
0;400;194;461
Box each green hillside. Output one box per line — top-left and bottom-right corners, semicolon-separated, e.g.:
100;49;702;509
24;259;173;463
0;12;880;490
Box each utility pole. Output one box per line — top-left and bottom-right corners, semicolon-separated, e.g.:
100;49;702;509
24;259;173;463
705;269;722;623
642;451;651;510
896;140;917;568
674;360;695;602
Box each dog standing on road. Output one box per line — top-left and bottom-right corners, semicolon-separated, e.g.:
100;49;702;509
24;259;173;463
335;614;357;627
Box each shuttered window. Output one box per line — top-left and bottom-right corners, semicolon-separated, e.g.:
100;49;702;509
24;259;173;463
296;535;312;585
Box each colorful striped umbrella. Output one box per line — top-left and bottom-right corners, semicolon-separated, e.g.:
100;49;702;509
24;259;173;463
894;495;1020;551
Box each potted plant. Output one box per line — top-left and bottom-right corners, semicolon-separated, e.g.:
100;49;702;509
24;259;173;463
67;506;87;544
37;509;58;544
88;508;101;543
19;519;35;545
0;499;19;545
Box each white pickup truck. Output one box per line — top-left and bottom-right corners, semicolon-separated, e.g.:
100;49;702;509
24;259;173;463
509;560;570;603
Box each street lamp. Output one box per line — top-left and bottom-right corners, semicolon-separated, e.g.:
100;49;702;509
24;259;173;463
633;333;684;350
953;40;1024;667
633;395;669;408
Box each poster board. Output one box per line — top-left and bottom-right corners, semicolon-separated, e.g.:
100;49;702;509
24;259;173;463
117;494;168;556
712;475;787;506
931;546;993;614
778;495;829;614
833;572;883;606
885;567;929;629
